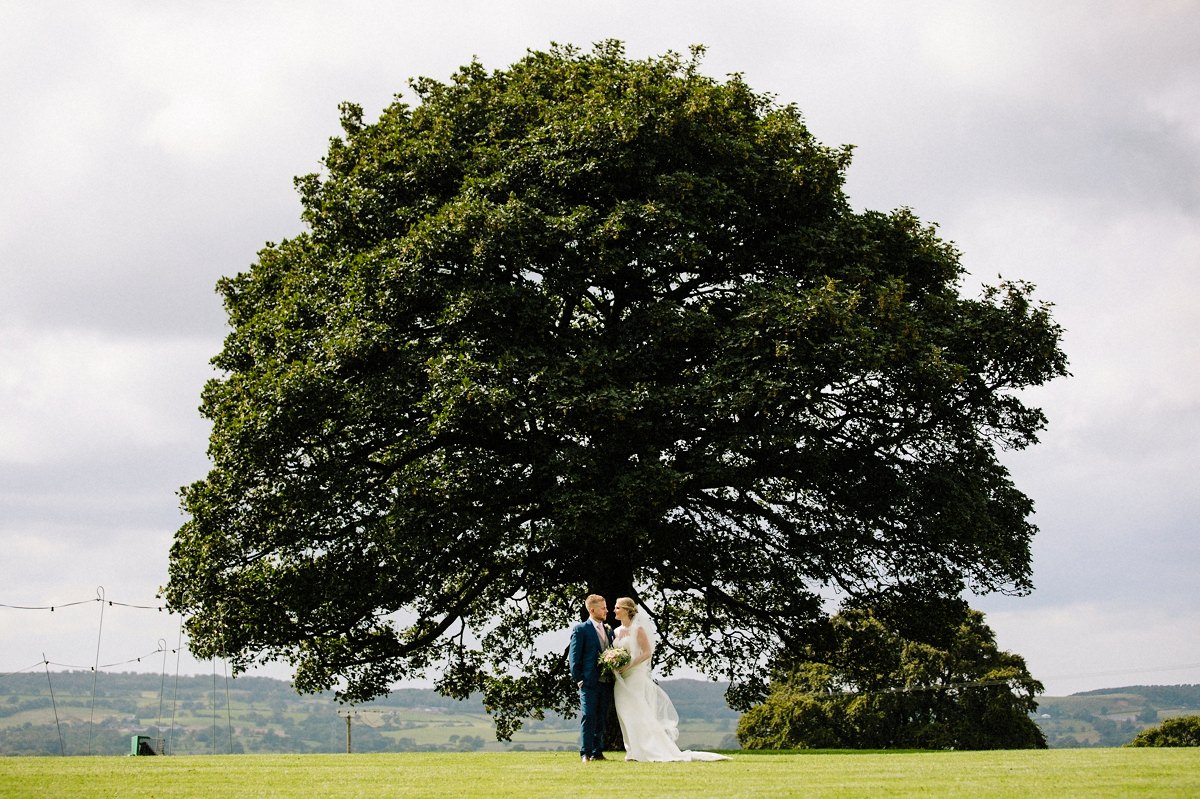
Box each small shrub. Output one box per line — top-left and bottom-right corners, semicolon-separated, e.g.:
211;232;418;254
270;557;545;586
1127;715;1200;747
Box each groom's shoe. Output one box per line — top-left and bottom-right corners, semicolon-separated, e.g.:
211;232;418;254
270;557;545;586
592;754;607;761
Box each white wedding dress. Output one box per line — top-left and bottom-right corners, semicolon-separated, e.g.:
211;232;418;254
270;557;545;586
611;622;730;762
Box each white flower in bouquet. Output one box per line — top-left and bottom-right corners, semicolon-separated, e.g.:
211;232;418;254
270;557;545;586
598;647;631;675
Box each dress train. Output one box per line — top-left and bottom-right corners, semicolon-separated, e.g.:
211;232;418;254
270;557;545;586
611;625;730;762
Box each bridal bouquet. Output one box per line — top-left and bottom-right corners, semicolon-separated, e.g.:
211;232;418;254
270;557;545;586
598;647;631;677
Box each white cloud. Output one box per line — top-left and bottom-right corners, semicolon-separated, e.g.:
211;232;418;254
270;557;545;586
983;600;1200;695
0;327;214;464
0;1;1197;698
916;5;1040;92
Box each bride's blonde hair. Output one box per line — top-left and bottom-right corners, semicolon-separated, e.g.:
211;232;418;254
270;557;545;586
616;597;638;618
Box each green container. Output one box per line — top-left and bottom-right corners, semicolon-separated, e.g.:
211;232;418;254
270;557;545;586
130;735;156;756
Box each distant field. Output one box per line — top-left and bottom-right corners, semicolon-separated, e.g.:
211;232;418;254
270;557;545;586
1;673;1196;754
0;672;739;755
2;749;1199;799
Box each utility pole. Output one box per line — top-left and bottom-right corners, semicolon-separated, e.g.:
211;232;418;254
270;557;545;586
335;709;384;753
336;709;353;753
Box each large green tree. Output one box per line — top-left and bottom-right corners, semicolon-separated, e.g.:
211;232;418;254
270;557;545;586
736;602;1047;750
165;42;1067;736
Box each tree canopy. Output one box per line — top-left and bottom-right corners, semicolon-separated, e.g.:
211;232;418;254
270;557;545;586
165;41;1068;736
736;602;1047;749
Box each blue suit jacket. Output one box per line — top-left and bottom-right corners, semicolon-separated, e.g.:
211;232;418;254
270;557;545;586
569;620;611;686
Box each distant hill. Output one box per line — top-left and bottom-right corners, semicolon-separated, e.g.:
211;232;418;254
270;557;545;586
1;670;1194;755
1034;685;1200;748
0;670;738;756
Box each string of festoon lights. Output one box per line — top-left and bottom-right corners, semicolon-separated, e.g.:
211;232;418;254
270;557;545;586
0;586;234;756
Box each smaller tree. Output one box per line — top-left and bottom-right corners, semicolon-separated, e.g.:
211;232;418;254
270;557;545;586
1127;715;1200;747
737;602;1046;750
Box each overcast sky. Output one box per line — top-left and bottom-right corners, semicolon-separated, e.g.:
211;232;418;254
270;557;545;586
2;1;1197;698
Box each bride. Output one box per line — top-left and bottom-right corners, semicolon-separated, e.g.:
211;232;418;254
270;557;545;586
610;597;730;762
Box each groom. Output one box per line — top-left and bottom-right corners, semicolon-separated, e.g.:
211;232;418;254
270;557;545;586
569;594;613;762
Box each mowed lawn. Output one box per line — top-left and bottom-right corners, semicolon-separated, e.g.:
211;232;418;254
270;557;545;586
2;748;1198;799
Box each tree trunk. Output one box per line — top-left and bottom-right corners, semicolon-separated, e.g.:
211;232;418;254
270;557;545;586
586;565;635;627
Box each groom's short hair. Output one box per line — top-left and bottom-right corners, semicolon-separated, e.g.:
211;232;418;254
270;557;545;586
585;594;605;608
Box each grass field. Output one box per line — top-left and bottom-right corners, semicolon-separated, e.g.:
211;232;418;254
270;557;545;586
2;748;1198;799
